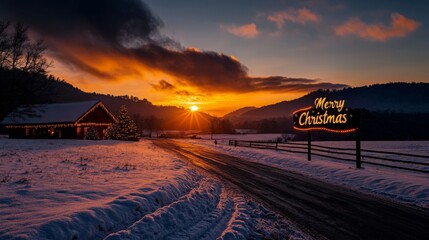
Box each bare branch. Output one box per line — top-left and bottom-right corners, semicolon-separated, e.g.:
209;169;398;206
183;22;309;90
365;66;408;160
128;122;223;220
23;40;50;74
10;22;29;71
0;20;10;68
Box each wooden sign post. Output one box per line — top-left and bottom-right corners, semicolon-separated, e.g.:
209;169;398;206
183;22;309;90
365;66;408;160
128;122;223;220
356;126;361;168
307;131;311;161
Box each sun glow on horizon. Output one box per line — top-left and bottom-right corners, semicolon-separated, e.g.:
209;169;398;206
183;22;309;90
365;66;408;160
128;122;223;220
190;105;199;112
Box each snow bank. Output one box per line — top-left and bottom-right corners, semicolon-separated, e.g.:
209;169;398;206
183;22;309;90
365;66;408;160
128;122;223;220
0;139;200;239
28;169;200;240
105;178;224;239
187;139;429;209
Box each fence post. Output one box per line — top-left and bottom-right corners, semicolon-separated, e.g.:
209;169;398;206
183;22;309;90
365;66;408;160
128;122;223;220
307;131;311;161
234;140;237;147
250;141;252;147
275;142;278;150
356;128;361;168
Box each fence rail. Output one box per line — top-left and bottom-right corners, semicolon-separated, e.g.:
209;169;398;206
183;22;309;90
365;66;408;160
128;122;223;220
228;140;429;173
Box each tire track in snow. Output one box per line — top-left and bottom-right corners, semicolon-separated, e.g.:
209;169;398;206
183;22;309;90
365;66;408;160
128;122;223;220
104;178;224;239
104;173;260;240
11;169;202;240
165;190;234;240
217;198;252;240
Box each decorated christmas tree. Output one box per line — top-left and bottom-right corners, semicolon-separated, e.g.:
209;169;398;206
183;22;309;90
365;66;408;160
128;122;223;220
85;126;100;140
104;125;118;140
105;105;140;141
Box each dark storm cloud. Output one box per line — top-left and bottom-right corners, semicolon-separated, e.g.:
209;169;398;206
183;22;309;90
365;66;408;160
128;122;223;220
0;0;348;93
151;80;198;97
152;80;176;91
175;90;193;96
0;0;164;47
135;44;249;91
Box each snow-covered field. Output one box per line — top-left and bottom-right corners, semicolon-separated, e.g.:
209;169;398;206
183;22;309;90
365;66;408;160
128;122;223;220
0;138;306;240
188;135;429;209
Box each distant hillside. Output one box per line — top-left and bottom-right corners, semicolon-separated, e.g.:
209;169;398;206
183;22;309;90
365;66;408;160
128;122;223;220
223;106;256;119
229;82;429;123
49;79;184;119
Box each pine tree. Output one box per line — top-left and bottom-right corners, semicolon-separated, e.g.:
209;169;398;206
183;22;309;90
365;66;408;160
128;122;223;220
85;126;100;140
105;105;140;141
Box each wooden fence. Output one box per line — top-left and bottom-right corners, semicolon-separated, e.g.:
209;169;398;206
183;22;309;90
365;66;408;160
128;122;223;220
228;140;429;173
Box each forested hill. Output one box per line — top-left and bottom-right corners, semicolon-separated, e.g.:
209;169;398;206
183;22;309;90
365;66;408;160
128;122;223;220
48;77;185;119
223;106;256;120
227;82;429;123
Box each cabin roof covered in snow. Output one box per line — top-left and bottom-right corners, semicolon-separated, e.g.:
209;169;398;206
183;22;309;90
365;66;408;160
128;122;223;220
0;100;112;125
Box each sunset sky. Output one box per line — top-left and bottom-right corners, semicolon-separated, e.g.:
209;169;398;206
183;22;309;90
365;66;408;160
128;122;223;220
1;0;428;116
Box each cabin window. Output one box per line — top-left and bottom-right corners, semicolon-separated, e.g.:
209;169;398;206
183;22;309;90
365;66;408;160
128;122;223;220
48;128;55;136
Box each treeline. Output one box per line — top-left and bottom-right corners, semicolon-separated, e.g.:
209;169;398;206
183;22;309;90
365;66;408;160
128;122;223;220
359;110;429;141
231;109;429;140
131;114;234;136
235;118;293;133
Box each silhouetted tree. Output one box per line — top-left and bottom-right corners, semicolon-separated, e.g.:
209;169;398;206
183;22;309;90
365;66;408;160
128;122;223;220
209;117;219;139
0;21;52;120
10;22;28;71
23;40;48;74
0;21;10;68
144;115;159;137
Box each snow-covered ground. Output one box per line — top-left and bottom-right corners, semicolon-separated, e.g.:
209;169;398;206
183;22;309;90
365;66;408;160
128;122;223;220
188;135;429;209
0;139;307;240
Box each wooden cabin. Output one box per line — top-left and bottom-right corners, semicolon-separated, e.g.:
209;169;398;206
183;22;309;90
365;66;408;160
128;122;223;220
0;101;117;139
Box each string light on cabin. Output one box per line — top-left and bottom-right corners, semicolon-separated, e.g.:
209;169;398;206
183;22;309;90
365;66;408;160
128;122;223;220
5;122;113;129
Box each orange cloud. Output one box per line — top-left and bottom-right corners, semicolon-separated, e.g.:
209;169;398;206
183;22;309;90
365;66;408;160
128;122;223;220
268;8;319;29
221;23;260;38
335;13;420;41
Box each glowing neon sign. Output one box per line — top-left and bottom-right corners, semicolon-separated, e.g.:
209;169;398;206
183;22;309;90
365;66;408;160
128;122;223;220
293;97;359;133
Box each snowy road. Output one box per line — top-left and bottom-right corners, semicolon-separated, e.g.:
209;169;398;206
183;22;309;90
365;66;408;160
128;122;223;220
154;139;429;240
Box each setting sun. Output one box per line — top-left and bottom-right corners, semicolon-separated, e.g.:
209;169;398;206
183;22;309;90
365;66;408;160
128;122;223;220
190;105;199;112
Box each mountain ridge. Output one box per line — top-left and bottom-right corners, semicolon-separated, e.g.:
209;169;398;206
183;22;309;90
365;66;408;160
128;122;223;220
223;106;256;119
